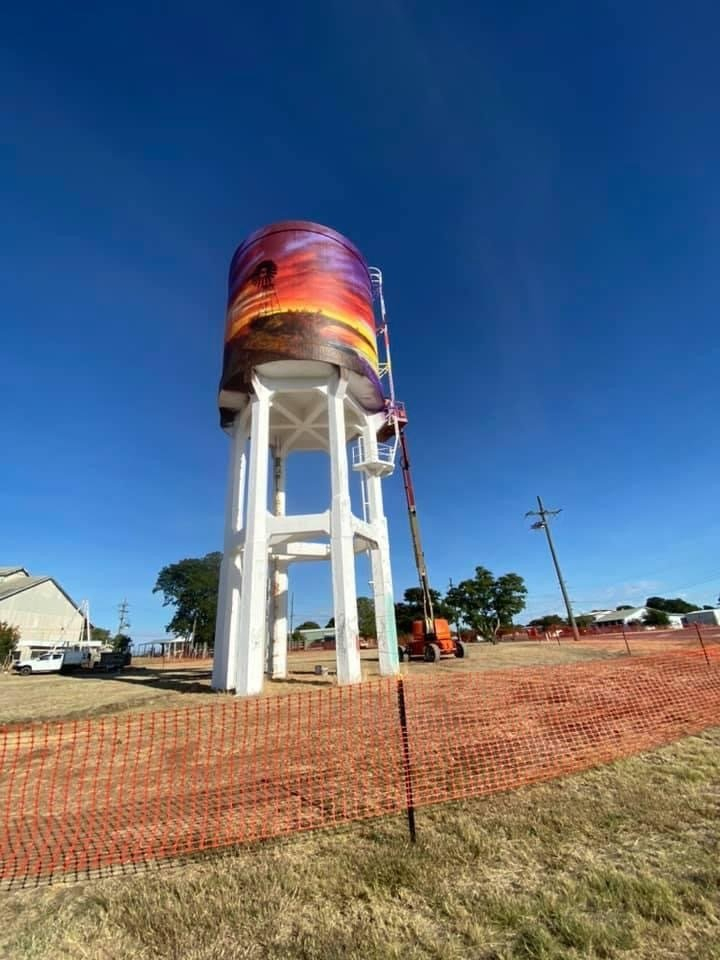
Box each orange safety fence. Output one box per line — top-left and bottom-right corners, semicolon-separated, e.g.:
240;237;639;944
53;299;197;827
1;645;719;887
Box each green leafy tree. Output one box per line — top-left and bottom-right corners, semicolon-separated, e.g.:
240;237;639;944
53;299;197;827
575;614;595;628
0;621;20;665
646;596;699;614
357;597;376;638
446;567;527;643
112;633;132;654
616;605;634;611
644;609;671;627
394;587;453;634
91;626;112;646
153;552;223;648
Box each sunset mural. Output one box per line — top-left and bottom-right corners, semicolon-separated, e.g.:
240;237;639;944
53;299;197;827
220;222;383;410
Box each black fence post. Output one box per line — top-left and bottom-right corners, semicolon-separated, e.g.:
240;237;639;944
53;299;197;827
622;627;631;657
396;677;417;843
694;622;711;667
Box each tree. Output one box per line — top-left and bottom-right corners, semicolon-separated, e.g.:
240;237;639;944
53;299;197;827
153;552;223;648
575;614;595;629
446;567;527;643
0;621;20;665
644;609;671;627
356;597;376;638
395;587;453;634
91;626;112;646
112;633;132;654
528;614;566;629
645;596;699;615
616;605;634;611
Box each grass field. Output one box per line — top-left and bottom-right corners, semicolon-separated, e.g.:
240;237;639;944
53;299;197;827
0;639;664;726
1;727;718;960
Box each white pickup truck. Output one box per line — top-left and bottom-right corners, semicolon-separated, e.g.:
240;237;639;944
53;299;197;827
13;652;66;675
12;645;94;676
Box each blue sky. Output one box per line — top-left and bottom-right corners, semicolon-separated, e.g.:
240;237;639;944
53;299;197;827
2;1;720;638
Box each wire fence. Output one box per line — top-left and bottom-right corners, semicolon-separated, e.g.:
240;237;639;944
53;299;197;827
1;639;719;888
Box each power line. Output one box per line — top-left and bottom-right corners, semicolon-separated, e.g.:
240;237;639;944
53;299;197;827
526;496;580;642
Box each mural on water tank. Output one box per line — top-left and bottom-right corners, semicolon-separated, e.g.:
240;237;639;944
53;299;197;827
220;222;382;409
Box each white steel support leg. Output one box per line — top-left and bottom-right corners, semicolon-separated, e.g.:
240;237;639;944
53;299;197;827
328;374;362;685
363;424;399;676
234;383;271;696
212;415;248;691
270;561;289;679
268;451;289;679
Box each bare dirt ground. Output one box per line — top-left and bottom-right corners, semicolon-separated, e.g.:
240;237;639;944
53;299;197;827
0;637;661;727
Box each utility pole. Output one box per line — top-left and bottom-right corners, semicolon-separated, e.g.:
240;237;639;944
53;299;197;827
526;496;580;642
117;599;130;637
448;578;462;643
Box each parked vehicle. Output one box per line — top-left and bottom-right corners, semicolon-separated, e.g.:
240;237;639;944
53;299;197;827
13;652;65;675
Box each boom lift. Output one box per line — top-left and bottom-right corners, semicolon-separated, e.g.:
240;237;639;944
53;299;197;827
369;268;465;664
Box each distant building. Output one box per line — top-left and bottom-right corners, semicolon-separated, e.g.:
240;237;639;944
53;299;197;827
294;627;336;650
683;609;720;627
0;566;85;658
591;607;683;629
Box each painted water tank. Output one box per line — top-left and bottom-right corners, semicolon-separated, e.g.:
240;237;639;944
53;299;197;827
219;221;383;424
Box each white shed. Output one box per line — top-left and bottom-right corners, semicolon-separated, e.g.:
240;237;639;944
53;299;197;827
683;609;720;627
0;566;84;657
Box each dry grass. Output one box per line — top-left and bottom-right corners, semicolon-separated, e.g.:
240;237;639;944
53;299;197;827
1;727;718;960
0;640;648;727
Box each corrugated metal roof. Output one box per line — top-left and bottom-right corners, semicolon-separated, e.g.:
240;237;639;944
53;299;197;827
593;607;646;623
0;566;28;578
0;575;53;603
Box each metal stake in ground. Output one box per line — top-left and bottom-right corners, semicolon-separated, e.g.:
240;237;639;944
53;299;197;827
526;496;580;643
396;677;417;842
693;622;711;667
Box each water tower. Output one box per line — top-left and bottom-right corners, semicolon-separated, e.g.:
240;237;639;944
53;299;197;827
211;221;401;696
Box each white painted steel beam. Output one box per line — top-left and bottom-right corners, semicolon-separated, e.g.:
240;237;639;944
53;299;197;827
267;512;331;545
363;421;399;677
267;452;289;680
212;415;248;691
234;380;271;696
328;372;362;685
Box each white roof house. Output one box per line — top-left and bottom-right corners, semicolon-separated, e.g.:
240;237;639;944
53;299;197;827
0;566;85;657
592;607;683;629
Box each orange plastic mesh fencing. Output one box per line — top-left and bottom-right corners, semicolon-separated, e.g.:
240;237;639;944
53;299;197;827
1;645;719;887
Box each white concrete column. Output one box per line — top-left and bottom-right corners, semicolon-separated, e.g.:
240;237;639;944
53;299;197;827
234;380;271;696
212;414;248;691
270;560;289;679
327;373;362;685
268;451;289;679
363;423;399;676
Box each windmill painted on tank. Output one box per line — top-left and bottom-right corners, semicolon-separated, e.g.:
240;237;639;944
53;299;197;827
212;221;403;696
